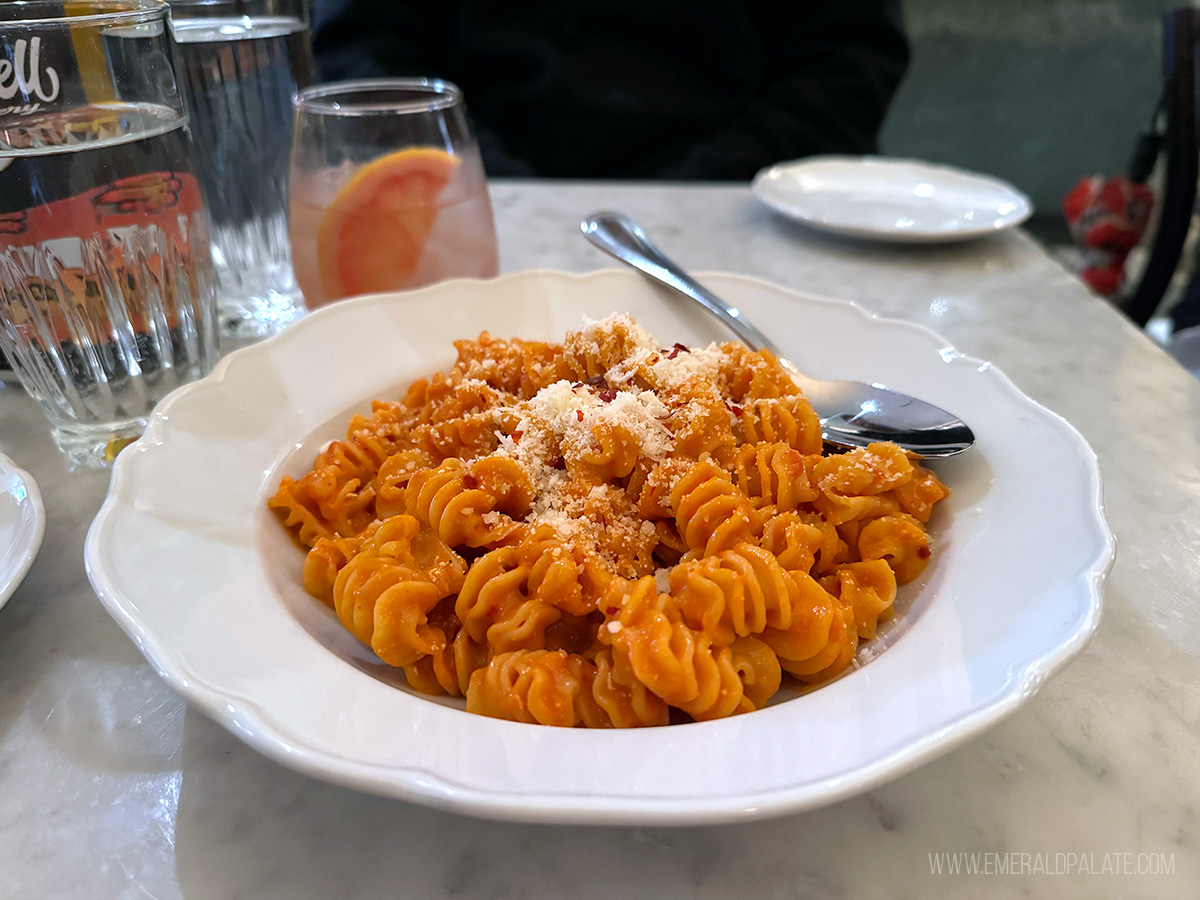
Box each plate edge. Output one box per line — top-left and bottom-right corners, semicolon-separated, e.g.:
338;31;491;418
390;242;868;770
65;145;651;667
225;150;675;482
82;269;1116;824
0;450;46;610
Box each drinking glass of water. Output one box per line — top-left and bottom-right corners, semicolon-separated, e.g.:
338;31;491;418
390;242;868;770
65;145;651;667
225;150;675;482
0;0;218;467
289;78;499;309
167;0;315;339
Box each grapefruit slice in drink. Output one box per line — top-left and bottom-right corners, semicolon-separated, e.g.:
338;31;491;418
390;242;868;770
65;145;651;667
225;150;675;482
316;147;460;301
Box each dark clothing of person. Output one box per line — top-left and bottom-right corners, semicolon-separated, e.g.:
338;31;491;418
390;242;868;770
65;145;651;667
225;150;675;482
311;1;910;180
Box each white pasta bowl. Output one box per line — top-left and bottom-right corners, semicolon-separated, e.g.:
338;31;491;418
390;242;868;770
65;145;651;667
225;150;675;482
85;269;1114;825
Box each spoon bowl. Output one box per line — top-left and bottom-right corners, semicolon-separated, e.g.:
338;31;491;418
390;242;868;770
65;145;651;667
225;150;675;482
580;211;975;457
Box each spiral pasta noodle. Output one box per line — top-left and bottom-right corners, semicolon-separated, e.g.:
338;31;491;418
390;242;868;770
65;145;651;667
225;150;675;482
731;442;818;512
405;456;534;547
669;543;797;643
599;576;748;721
271;313;950;726
467;649;605;727
331;515;467;667
670;460;759;557
737;395;823;455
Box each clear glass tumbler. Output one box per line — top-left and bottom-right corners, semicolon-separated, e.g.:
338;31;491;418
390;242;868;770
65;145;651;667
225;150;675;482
167;0;315;339
0;0;218;467
289;78;499;309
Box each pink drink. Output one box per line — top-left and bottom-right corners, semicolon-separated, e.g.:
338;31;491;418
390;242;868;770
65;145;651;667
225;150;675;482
289;80;500;309
289;151;498;309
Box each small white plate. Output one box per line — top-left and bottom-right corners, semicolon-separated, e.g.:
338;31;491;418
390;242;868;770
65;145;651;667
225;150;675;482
752;156;1033;243
85;270;1112;825
0;450;45;613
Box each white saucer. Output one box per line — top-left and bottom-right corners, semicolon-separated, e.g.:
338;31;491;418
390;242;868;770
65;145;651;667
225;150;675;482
752;156;1033;243
0;450;45;613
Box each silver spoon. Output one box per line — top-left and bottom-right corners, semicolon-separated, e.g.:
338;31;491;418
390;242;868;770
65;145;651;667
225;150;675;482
580;211;974;457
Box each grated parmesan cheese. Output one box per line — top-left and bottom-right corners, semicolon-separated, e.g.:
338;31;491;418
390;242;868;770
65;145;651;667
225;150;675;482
654;567;672;594
577;313;657;354
647;344;724;390
490;315;731;573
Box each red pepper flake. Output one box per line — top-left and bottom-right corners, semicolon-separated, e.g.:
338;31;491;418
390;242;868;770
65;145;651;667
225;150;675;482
730;404;744;418
598;389;617;403
571;381;584;390
605;607;619;616
917;546;931;559
551;456;566;470
667;341;691;360
576;409;584;422
512;429;524;443
586;374;607;388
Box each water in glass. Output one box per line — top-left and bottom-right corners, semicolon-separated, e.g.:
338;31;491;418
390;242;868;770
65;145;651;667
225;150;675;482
0;2;218;467
169;5;314;337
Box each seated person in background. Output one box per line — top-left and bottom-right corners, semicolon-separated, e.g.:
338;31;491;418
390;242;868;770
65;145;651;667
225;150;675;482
312;0;910;180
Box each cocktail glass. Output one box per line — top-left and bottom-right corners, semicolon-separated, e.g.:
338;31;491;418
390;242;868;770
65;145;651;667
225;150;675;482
289;78;499;309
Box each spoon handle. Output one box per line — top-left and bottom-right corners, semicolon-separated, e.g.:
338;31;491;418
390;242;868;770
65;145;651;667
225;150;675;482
579;211;975;457
581;212;780;356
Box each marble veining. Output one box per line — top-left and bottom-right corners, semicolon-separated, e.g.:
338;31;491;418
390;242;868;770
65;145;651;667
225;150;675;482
0;181;1196;899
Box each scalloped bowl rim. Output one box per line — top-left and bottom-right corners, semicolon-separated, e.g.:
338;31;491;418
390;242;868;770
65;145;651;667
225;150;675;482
0;450;46;612
84;268;1114;824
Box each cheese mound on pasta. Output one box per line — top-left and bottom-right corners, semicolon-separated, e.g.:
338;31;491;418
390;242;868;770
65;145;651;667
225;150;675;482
270;314;949;727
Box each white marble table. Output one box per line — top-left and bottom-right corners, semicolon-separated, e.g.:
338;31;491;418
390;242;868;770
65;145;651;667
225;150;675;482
1;182;1197;899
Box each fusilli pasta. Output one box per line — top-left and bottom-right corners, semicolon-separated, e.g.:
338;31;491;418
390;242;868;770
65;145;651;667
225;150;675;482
271;314;949;726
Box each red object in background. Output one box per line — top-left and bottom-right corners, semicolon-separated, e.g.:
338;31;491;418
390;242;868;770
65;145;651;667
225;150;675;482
1063;175;1155;296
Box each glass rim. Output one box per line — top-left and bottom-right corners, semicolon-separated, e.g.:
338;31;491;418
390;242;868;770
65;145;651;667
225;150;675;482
293;78;463;117
165;0;310;12
0;0;167;27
